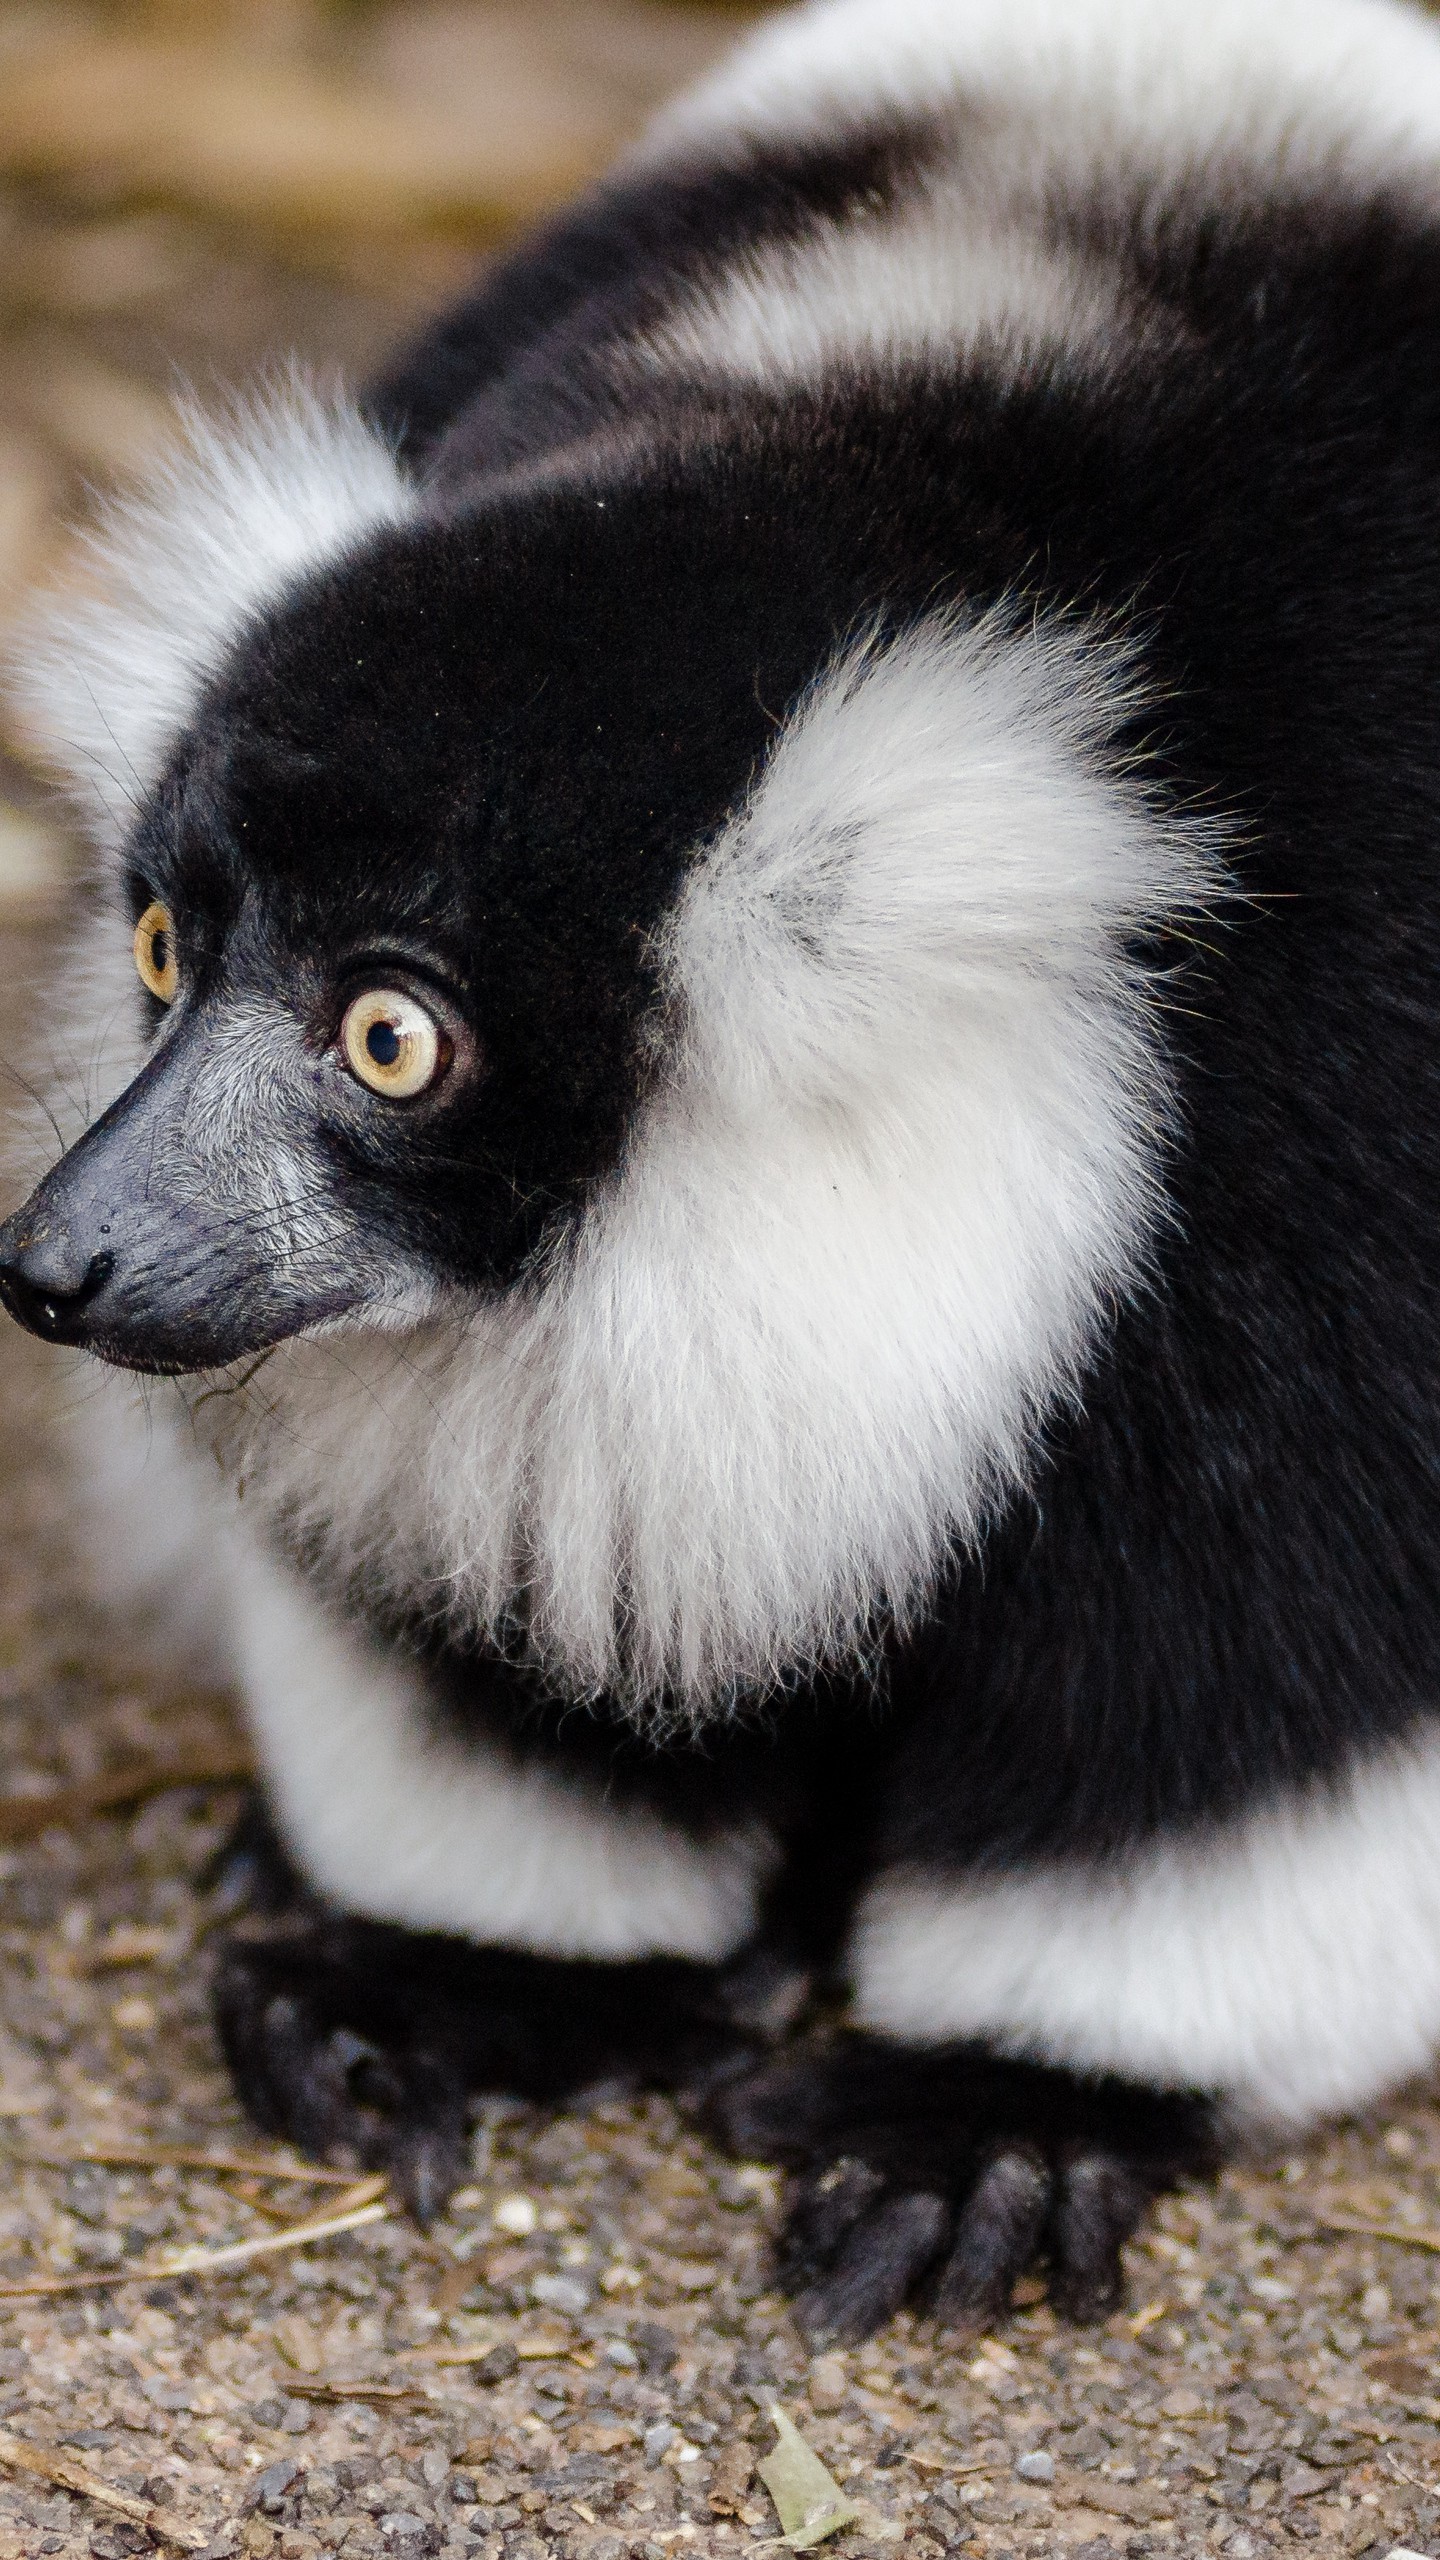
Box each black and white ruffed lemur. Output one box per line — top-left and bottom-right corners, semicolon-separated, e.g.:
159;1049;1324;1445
4;0;1440;2342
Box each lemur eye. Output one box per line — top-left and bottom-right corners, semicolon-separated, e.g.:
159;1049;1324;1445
133;901;178;1003
341;988;445;1100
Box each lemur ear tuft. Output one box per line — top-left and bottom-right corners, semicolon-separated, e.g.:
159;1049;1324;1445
1;368;414;862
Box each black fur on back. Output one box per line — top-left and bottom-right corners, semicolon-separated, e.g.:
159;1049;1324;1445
366;120;939;473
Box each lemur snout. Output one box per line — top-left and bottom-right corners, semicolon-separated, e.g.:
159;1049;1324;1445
0;987;385;1375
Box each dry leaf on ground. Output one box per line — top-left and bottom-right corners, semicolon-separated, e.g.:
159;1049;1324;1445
758;2405;862;2549
708;2439;756;2515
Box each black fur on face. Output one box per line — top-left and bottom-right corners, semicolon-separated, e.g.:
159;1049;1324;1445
0;451;852;1371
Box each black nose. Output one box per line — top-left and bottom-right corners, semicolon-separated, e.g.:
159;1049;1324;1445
0;1218;114;1344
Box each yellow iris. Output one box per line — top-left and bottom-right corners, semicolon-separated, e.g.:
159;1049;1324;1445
341;987;443;1099
133;901;178;1003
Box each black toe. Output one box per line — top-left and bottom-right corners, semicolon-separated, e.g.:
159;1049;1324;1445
1048;2150;1150;2322
394;2123;465;2227
933;2145;1052;2331
257;1987;350;2158
779;2155;888;2289
212;1939;297;2138
799;2189;950;2344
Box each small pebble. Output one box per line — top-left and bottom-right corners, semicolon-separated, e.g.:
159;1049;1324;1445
244;2454;303;2514
1015;2449;1054;2483
532;2271;591;2313
635;2322;679;2374
493;2193;538;2235
605;2339;639;2367
808;2353;848;2412
1161;2388;1203;2418
273;2315;322;2374
644;2422;677;2463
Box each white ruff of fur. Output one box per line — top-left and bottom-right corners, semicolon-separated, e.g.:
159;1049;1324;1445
5;375;413;854
208;617;1220;1717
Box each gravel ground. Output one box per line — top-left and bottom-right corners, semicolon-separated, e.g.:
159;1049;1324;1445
3;8;1440;2557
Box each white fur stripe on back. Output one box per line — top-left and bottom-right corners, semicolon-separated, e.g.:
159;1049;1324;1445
627;187;1136;396
644;0;1440;191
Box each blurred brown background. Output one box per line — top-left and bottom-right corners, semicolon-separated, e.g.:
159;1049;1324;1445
0;0;759;896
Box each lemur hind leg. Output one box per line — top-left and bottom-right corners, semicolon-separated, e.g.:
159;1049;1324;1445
214;1907;776;2225
708;2039;1217;2343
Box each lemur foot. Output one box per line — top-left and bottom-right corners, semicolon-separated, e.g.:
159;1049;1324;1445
201;1791;306;1918
212;1909;767;2224
708;2037;1218;2342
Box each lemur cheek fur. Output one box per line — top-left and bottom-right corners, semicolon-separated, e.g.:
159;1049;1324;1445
9;0;1440;2334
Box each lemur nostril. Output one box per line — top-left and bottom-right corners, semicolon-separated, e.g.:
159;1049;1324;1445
0;1242;114;1341
74;1250;114;1305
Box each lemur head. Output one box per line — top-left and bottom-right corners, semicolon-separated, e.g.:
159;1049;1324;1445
0;385;1212;1708
0;437;830;1372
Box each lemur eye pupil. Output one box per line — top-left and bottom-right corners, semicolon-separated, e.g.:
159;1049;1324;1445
366;1022;401;1067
